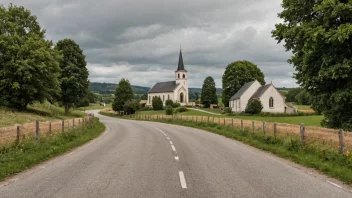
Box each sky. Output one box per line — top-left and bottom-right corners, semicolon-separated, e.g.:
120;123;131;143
3;0;297;88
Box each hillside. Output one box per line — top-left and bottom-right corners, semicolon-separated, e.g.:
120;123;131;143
90;82;223;95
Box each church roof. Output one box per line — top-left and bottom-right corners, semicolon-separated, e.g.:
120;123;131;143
230;81;256;100
250;84;272;99
148;81;179;93
176;50;187;71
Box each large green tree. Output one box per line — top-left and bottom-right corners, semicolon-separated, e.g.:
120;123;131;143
112;78;134;111
272;0;352;130
55;39;89;114
0;5;61;110
222;61;265;107
201;76;218;108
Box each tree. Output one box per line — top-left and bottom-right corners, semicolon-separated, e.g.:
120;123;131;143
245;99;263;115
200;76;218;108
286;88;303;103
152;96;163;110
222;61;265;107
141;94;148;100
295;90;311;105
123;100;140;114
55;39;89;115
272;0;352;130
0;5;61;110
112;78;134;111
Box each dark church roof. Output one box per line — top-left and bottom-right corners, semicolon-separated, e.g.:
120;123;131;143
148;81;179;93
176;50;187;71
230;81;256;100
250;84;272;99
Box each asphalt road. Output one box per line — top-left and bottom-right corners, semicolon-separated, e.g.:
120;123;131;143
0;110;351;198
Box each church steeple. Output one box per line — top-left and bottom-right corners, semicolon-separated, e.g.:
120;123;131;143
176;49;186;71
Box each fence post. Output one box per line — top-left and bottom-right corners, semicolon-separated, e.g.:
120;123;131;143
274;123;277;139
35;120;39;142
224;118;226;127
241;120;243;131
49;121;52;134
262;121;266;135
207;116;209;123
73;119;75;128
62;120;65;132
300;123;305;145
339;129;345;153
16;125;20;145
232;119;234;129
252;121;254;134
196;116;198;123
213;117;214;123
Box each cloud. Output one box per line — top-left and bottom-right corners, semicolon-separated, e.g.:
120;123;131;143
3;0;296;88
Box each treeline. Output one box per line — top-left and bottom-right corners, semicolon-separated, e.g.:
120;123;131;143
0;5;90;114
285;88;311;105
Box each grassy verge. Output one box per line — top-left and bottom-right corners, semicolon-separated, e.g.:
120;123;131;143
76;103;112;111
0;118;105;181
0;102;85;128
136;109;323;126
101;111;352;185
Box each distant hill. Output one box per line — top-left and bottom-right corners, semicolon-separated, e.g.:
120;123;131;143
90;82;223;95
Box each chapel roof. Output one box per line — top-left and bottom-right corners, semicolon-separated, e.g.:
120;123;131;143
230;81;256;100
148;81;179;93
250;84;272;99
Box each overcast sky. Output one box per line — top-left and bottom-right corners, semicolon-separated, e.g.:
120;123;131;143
3;0;296;88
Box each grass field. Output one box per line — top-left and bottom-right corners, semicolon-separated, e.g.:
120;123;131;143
137;109;323;126
0;118;105;181
76;103;112;111
0;102;85;128
288;102;313;110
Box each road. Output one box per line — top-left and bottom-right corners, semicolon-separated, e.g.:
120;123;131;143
0;110;351;198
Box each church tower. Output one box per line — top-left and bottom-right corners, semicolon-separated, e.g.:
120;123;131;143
175;49;188;104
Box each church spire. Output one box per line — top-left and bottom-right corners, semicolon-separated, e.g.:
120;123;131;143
176;48;186;71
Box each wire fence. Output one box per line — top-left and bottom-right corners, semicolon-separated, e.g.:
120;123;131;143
132;114;351;152
0;114;95;146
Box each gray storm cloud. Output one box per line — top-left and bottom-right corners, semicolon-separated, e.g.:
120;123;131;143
2;0;296;88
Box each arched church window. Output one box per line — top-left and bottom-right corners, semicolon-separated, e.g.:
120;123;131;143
168;95;170;100
183;74;186;78
178;74;180;78
269;97;274;108
163;95;165;101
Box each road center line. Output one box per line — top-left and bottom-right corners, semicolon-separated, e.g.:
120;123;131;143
175;156;179;161
171;145;176;152
169;141;173;145
179;171;187;189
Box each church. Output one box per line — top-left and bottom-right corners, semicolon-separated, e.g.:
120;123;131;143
147;50;189;106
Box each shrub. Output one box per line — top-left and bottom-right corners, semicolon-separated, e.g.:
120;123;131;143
152;97;163;110
172;102;181;108
165;100;174;106
165;106;173;115
225;107;232;114
123;100;140;114
245;99;263;115
177;107;188;113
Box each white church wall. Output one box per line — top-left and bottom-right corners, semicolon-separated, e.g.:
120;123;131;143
147;92;174;106
259;85;286;113
239;81;262;111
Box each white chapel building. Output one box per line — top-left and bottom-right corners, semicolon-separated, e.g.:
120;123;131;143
229;80;296;113
147;50;189;106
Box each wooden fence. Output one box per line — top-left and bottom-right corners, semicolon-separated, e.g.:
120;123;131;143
0;114;95;146
132;114;351;152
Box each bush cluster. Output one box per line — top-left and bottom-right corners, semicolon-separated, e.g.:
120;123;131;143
165;106;174;115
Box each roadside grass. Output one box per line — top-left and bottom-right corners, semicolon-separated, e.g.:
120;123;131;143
289;102;313;111
136;109;323;126
101;111;352;185
0;102;85;128
0;118;105;181
198;108;223;114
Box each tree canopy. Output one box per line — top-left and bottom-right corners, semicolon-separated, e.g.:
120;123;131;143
200;76;218;108
272;0;352;130
55;39;89;114
222;61;265;107
112;79;134;112
0;5;61;110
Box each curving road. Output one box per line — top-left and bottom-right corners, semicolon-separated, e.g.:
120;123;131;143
0;110;351;198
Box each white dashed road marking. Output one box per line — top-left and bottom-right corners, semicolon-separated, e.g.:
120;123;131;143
179;171;187;189
157;128;187;189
